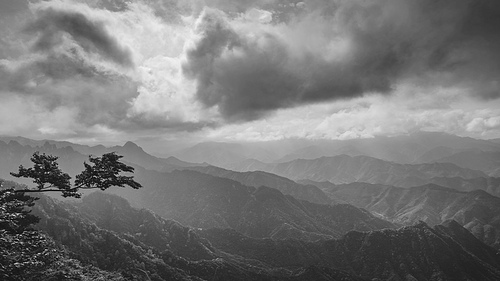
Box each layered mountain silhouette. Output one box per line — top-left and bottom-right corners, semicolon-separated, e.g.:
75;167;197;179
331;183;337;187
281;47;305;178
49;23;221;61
172;141;279;168
3;133;500;280
409;176;500;197
306;174;500;198
183;165;332;204
306;181;500;248
233;154;486;185
0;140;89;182
0;139;205;181
113;168;395;241
275;132;500;164
4;131;500;170
423;150;500;177
171;131;500;165
34;192;368;281
30;192;500;281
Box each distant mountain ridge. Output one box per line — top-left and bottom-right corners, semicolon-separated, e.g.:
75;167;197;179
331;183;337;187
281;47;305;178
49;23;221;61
111;168;395;241
0;138;205;181
267;131;500;164
426;150;500;177
4;131;500;168
0;140;88;182
233;154;487;185
172;141;279;168
170;131;500;166
183;165;333;205
306;181;500;248
413;176;500;197
0;137;393;240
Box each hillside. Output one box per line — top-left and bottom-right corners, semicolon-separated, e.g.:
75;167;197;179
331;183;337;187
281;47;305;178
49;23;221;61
31;192;366;281
413;176;500;197
185;165;332;205
199;220;500;281
111;168;395;241
25;192;500;281
312;181;500;248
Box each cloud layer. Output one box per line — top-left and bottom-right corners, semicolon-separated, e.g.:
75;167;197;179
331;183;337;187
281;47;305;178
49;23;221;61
0;0;499;144
183;0;500;121
0;4;140;136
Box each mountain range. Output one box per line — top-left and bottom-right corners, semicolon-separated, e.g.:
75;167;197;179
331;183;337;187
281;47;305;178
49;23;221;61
422;150;500;177
304;181;500;248
183;165;332;205
171;132;500;166
200;220;500;281
3;133;500;280
233;154;487;185
0;139;203;181
111;168;395;241
30;192;500;280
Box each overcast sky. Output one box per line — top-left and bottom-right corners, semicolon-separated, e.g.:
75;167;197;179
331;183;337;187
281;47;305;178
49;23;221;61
1;0;500;150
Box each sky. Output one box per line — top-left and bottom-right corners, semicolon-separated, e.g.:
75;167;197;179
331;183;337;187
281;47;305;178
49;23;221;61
1;0;500;151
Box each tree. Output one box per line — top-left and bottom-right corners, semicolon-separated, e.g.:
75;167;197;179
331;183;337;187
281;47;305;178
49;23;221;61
10;152;142;198
0;182;58;280
0;152;142;279
0;186;39;233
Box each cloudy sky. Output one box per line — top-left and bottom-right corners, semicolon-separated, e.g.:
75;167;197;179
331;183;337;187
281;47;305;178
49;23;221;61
1;0;500;150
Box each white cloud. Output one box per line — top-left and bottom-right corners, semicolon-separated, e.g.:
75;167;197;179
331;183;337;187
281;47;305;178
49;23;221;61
205;87;500;141
243;8;273;23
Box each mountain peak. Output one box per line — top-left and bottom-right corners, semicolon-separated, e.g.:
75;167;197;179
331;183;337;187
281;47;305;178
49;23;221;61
122;141;143;151
7;140;22;147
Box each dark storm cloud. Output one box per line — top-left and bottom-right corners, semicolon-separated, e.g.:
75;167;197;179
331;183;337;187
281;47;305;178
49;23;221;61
183;0;500;122
25;8;133;67
0;6;139;130
0;55;138;128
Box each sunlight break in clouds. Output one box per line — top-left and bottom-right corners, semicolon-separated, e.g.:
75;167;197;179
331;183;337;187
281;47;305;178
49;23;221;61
0;0;499;147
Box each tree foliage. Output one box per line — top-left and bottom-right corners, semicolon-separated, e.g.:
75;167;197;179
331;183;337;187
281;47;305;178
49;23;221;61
10;152;142;198
0;187;39;233
0;151;142;279
75;153;142;192
0;228;57;281
0;185;57;280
